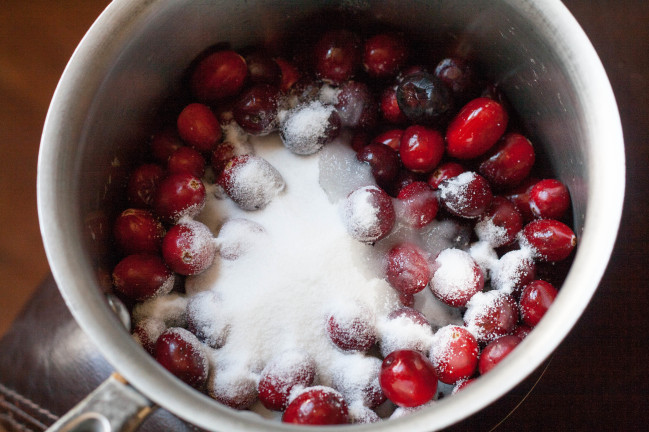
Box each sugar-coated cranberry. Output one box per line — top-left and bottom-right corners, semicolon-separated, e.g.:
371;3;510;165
446;97;508;159
210;142;236;176
177;103;222;152
371;128;403;152
185;290;229;348
438;172;493;219
452;377;476;395
326;306;377;352
217;155;285;211
434;57;478;101
150;127;184;164
427;162;466;190
112;254;174;301
190;50;248;102
474;196;523;247
132;318;165;355
464;291;519;343
127;163;164;208
334;81;378;130
519;280;558;326
396;181;439;228
356;142;401;191
388;307;431;327
281;102;341;155
379;350;438;407
167;146;206;178
504;177;538;222
208;370;258;410
529;179;571;220
258;351;316;411
155;327;208;389
162;220;216;276
478;335;522;375
363;33;408;78
429;248;484;307
343;185;395;243
153;173;206;223
429;325;479;384
521;219;577;262
490;249;537;297
399;125;445;173
113;208;165;255
274;57;301;92
282;387;349;425
380;86;408;124
396;71;453;125
386;243;431;296
479;133;536;188
244;52;281;86
313;29;362;84
232;84;280;135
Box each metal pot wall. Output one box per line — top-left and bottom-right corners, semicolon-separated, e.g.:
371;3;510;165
37;0;624;431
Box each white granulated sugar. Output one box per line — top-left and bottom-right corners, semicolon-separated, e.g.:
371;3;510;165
412;289;463;331
474;216;509;247
215;218;268;260
132;292;188;328
319;84;342;105
222;121;254;156
378;313;434;357
227;155;286;211
186;290;229;348
438;171;476;214
430;248;481;302
490;247;534;294
420;219;472;256
348;401;381;423
342;186;383;242
390;401;435;419
469;241;499;280
318;136;374;203
280;101;336;155
132;317;166;348
330;353;381;404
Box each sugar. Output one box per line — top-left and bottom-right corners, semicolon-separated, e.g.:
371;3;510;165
490;247;535;294
430;248;481;302
224;155;286;211
318;135;374;203
132;292;188;328
280;101;336;155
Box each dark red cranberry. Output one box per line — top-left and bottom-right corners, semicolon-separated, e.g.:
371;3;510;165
153;173;206;223
521;219;577;262
177;103;222;152
396;181;439;228
162;220;216;276
427;162;466;190
380;86;408;124
363;33;408;78
356;143;401;190
529;179;571;220
210;142;236;176
326;308;377;352
232;84;280;135
150;127;184;164
519;280;558;326
399;125;445;173
127;163;164;208
371;128;403;152
379;350;438;407
350;131;370;152
438;172;493;219
282;387;349;425
429;248;484;307
274;57;301;92
434;57;478;101
113;208;165;255
512;324;533;340
386;243;431;296
190;50;248;102
155;328;208;389
446;97;508;159
475;196;523;247
429;325;479;384
478;335;522;375
132;319;163;355
334;81;378;130
244;52;281;85
343;185;395;243
464;291;519;343
504;177;538;222
167;146;206;178
217;154;285;211
396;71;453;125
479;133;536;188
112;254;174;301
258;352;316;411
313;29;361;84
392;169;419;196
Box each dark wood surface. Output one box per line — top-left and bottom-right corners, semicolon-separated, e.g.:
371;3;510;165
0;0;646;430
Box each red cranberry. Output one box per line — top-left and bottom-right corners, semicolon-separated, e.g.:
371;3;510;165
280;102;341;155
112;254;174;301
438;172;493;219
356;143;401;190
342;185;395;243
464;291;518;343
113;208;165;255
399;125;445;173
512;324;533;340
127;163;164;208
386;243;431;296
519;280;558;326
452;377;477;394
282;387;349;425
479;133;536;188
396;71;453;125
446;97;508;159
167;146;206;178
274;57;301;92
474;196;523;247
379;350;438;407
521;219;577;262
363;33;408;78
350;131;370;152
153;173;206;223
434;57;478;101
388;307;430;327
529;179;571;220
177;103;222;152
258;351;316;411
217;155;285;211
380;86;408;124
232;84;280;135
427;162;466;190
392;169;419;196
210;142;236;176
313;29;362;84
396;181;439;228
478;335;522;375
244;52;281;85
429;248;484;307
334;81;378;130
381;307;432;356
490;249;537;297
326;306;377;352
155;327;208;389
150;127;184;164
371;128;403;152
190;50;248;102
162;220;216;276
429;325;479;384
132;318;164;355
504;177;538;222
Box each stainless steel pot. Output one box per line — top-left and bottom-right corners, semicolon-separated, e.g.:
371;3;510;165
37;1;625;431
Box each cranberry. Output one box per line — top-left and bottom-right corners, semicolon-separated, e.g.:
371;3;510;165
427;162;466;190
381;308;432;356
521;219;577;262
396;71;453;125
478;335;522;375
232;84;280;135
210;142;236;176
396;181;439;228
388;307;430;327
150;127;184;164
371;128;403;152
429;325;479;384
282;387;349;425
167;146;206;178
177;103;222;152
334;81;378;130
479;133;535;188
274;57;301;92
379;350;438;407
186;291;229;348
155;327;208;389
490;249;537;297
380;86;408;124
434;57;478;101
162;220;216;276
464;291;519;343
209;371;258;410
504;177;538;222
343;185;395;243
363;33;408;78
217;155;285;211
313;29;362;84
350;131;370;152
132;318;164;355
438;172;493;219
519;280;558;326
529;179;571;220
244;52;281;85
190;50;248;102
113;208;165;255
127;163;164;208
386;243;431;296
446;97;508;159
356;142;401;190
399;125;445;173
452;377;476;394
258;351;316;411
512;324;533;340
280;102;341;155
326;306;377;352
112;254;174;301
474;196;523;247
392;169;419;196
429;248;484;307
153;173;206;223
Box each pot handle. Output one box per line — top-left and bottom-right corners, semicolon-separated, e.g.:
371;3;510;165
45;373;155;432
